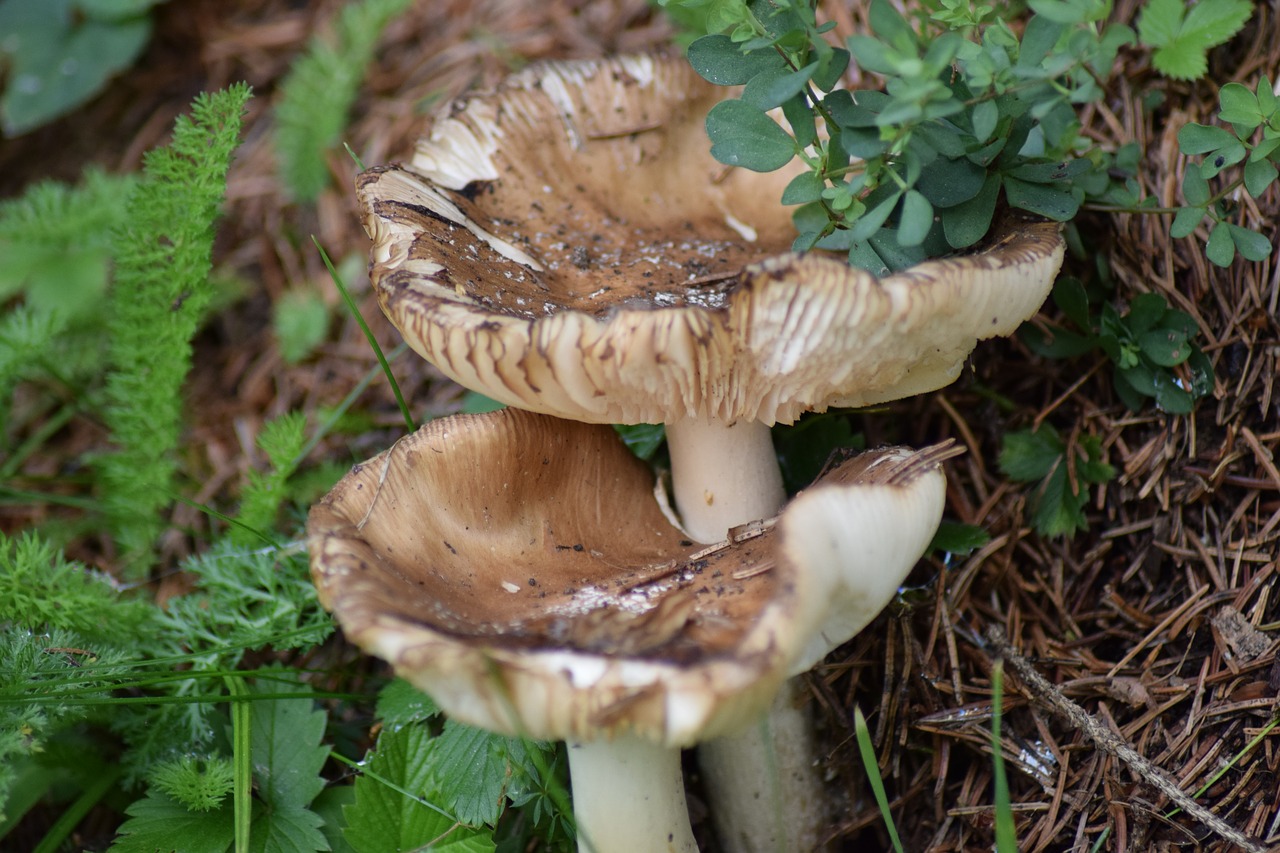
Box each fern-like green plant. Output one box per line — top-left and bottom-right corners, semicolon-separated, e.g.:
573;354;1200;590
274;0;413;202
0;168;135;436
230;411;308;546
98;83;252;573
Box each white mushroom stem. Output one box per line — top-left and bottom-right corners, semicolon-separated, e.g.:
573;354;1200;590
696;681;829;853
664;416;787;545
567;736;697;853
665;415;826;852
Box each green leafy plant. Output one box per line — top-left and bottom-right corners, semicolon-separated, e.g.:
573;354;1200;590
148;756;236;813
231;411;309;546
1136;0;1252;81
98;83;252;571
1174;75;1279;267
274;0;414;202
0;0;169;136
1021;276;1214;414
664;0;1131;273
998;422;1114;537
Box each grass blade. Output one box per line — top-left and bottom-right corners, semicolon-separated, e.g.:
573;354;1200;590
854;704;904;853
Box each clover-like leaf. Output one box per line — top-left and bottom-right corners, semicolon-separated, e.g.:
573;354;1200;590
705;99;796;171
1218;82;1263;130
1243;158;1278;197
1228;224;1272;262
1177;123;1236;155
896;189;934;246
1169;206;1205;239
1138;328;1191;367
1205;220;1235;267
687;34;785;85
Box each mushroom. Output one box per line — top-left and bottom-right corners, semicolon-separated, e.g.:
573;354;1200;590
307;407;951;853
354;53;1064;850
357;54;1063;546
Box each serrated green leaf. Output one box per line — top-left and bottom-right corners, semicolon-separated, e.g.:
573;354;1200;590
312;787;358;853
614;423;666;461
1142;0;1252;80
1135;0;1181;48
375;679;440;727
110;790;235;853
705;99;795;171
1029;463;1087;537
998;426;1064;482
344;725;494;853
251;675;329;811
929;520;991;557
250;804;329;853
427;721;513;827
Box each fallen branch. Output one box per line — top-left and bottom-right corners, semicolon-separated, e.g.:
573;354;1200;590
983;625;1266;853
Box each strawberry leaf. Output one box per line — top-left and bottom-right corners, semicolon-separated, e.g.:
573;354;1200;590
1138;0;1253;81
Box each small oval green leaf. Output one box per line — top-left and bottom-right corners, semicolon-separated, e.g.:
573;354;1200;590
705;99;796;172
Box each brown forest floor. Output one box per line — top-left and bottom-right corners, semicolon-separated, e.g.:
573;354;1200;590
2;1;1279;851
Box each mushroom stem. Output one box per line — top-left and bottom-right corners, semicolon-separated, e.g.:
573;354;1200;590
696;681;828;853
567;736;697;853
665;415;827;851
665;417;787;545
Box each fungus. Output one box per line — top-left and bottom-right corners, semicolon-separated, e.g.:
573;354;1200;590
353;53;1064;851
308;408;950;853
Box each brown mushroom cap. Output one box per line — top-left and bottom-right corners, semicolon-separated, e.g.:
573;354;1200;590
357;54;1065;426
307;408;817;746
306;408;948;747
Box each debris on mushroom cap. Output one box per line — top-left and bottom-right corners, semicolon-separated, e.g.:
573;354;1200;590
356;53;1065;426
306;407;952;747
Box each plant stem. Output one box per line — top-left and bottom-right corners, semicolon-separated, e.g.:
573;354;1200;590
567;737;697;853
664;417;787;545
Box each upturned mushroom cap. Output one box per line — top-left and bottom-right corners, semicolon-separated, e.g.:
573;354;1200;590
307;408;948;747
357;54;1065;427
